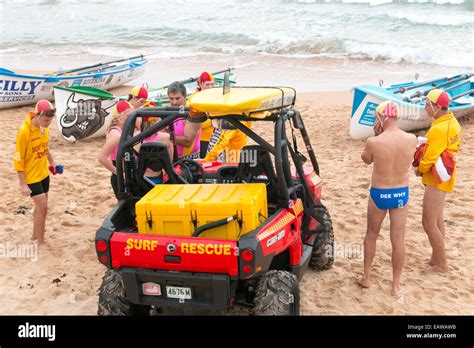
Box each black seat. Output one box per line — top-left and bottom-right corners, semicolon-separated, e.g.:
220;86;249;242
234;145;279;203
136;142;186;194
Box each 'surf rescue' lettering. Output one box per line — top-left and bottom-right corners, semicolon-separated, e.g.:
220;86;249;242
180;242;231;256
126;238;158;251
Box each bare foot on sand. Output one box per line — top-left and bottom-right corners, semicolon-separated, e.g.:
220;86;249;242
31;233;37;241
358;275;370;289
37;241;51;252
391;284;403;297
428;256;435;266
423;265;448;274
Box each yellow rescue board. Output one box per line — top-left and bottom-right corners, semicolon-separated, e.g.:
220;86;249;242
189;87;296;117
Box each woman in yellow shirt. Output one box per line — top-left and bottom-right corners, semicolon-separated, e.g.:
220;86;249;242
417;89;461;273
14;100;60;248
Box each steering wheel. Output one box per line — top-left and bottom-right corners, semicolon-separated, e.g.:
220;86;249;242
173;159;206;184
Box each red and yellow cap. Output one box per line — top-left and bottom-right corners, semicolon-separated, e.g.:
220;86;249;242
198;71;214;86
130;86;148;99
142;101;157;108
375;101;399;119
35;100;54;114
142;101;157;121
426;89;450;108
114;100;133;116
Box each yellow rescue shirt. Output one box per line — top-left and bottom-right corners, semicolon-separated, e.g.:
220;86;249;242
14;112;50;184
205;122;252;162
200;119;214;142
418;113;461;192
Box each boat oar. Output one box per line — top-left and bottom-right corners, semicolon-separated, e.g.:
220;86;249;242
54;54;145;76
181;67;235;86
411;80;471;104
426;73;472;91
451;89;474;101
395;73;470;94
403;73;472;101
148;62;254;92
394;76;448;94
152;67;237;93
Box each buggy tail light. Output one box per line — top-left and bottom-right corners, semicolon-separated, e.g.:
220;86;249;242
241;249;254;262
96;240;108;252
241;248;255;275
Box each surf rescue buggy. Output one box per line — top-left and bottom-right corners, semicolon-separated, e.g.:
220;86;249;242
95;82;334;315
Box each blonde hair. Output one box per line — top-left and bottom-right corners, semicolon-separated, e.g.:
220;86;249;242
107;115;121;132
107;109;130;132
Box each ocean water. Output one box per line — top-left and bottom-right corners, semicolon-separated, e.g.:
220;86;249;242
0;0;472;69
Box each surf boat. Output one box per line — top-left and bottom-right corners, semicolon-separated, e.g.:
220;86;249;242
350;73;473;140
0;55;147;109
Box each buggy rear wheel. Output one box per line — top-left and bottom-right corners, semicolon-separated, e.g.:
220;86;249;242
309;205;334;271
97;269;150;316
251;270;299;316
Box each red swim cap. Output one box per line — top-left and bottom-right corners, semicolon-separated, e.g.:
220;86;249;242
130;86;148;99
35;100;54;113
198;71;214;86
114;100;133;116
427;89;450;108
375;101;399;119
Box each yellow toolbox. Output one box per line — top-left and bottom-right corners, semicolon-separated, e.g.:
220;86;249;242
135;183;268;240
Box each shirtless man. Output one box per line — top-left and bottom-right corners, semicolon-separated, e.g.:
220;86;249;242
358;101;417;296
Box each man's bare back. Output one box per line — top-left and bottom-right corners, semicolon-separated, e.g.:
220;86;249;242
365;129;417;188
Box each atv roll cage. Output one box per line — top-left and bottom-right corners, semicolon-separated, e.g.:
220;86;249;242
116;107;319;208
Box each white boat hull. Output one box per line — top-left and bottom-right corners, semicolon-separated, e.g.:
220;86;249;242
0;59;146;109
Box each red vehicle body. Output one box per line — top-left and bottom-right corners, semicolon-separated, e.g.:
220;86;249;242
96;99;333;316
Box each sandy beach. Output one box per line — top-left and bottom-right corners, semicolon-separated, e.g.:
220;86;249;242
0;88;472;315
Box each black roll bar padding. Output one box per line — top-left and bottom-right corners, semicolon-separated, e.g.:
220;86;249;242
274;117;291;207
280;118;296;201
225;118;276;155
287;139;318;208
115;107;189;198
293;110;320;176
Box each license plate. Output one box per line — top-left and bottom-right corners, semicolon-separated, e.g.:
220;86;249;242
166;286;192;300
142;282;161;296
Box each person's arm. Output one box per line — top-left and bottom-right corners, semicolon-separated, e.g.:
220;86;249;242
47;150;56;168
204;129;235;161
418;127;445;174
156;133;174;161
14;129;30;195
361;138;374;164
98;131;120;175
175;120;200;147
17;172;30;196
